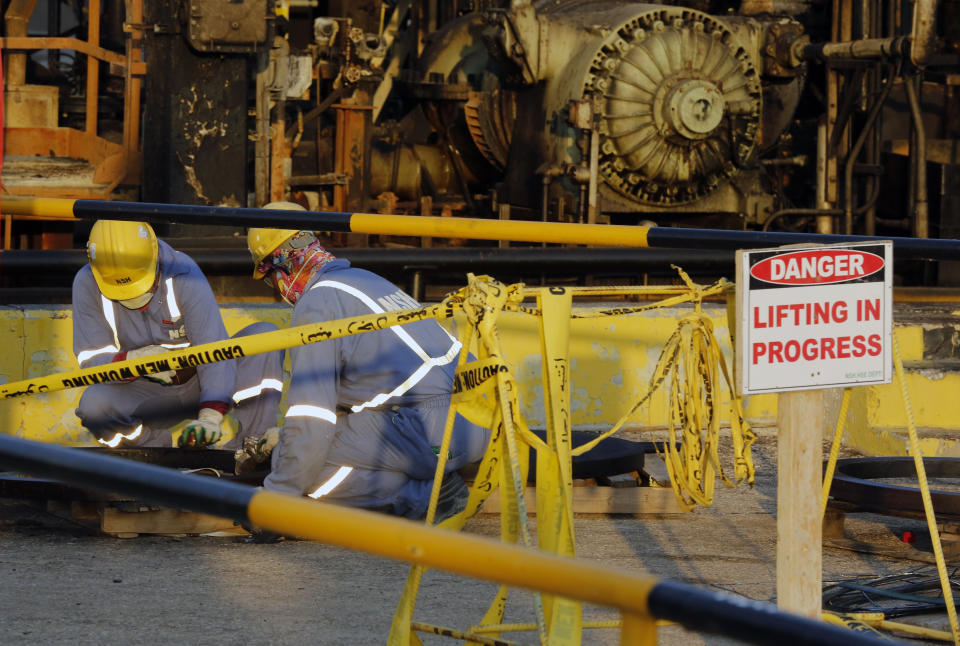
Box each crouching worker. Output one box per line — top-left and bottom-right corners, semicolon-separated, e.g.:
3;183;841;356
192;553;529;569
72;220;284;449
243;205;490;525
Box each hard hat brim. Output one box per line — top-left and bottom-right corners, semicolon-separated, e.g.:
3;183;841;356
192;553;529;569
93;262;158;301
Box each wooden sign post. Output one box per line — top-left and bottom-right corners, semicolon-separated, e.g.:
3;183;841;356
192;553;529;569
736;241;893;619
776;389;824;617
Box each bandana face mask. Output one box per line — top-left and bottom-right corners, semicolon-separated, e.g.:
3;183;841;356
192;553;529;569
259;233;335;305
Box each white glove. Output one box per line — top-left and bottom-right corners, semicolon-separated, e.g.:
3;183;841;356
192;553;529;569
234;427;281;474
256;427;281;459
179;408;224;448
127;345;176;384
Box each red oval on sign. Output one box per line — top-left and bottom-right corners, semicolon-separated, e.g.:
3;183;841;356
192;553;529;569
750;249;884;285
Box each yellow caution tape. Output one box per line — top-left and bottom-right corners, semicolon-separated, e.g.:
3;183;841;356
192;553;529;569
0;300;456;400
823;611;954;642
892;337;960;646
560;270;755;511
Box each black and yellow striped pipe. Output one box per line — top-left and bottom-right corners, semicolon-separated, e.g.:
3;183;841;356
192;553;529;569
0;433;887;646
2;196;959;261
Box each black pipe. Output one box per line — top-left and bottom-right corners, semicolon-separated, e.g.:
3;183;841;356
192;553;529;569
844;60;901;235
644;227;956;262
648;581;889;646
0;434;254;521
67;200;960;262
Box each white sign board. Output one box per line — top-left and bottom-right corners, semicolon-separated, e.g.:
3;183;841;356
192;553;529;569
736;241;893;395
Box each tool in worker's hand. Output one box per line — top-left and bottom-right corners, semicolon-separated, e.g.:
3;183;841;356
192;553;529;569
234;427;280;473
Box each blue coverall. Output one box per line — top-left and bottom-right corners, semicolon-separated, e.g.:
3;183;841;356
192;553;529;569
265;259;490;518
72;240;283;448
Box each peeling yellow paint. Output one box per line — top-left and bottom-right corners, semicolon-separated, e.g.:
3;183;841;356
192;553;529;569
894;325;924;361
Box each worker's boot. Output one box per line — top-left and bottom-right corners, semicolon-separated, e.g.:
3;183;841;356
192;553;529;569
434;470;469;524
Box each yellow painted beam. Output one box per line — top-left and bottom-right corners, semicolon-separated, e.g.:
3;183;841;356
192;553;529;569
349;213;649;247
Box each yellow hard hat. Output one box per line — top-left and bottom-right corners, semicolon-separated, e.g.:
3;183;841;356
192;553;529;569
248;201;307;278
87;220;159;300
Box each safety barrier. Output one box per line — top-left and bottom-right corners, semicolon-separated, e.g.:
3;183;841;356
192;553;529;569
386;272;755;644
2;195;946;642
0;432;889;646
2;195;960;259
3;272;756;643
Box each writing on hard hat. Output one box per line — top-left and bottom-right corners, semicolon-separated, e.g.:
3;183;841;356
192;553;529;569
248;201;308;279
88;220;159;300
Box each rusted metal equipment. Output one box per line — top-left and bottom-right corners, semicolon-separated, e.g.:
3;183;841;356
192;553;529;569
2;1;959;291
825;456;960;564
0;0;143;201
830;457;960;519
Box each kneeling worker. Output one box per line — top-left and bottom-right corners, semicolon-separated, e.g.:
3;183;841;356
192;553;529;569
246;204;489;521
72;219;283;449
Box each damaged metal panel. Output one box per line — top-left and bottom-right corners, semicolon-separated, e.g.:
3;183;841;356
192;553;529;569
187;0;270;53
142;0;248;209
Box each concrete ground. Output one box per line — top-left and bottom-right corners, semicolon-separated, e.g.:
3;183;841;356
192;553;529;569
0;434;949;645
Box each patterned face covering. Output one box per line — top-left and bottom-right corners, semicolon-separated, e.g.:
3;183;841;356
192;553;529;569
260;232;336;305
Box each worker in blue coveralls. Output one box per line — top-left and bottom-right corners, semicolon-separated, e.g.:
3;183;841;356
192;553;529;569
72;219;284;449
244;202;489;522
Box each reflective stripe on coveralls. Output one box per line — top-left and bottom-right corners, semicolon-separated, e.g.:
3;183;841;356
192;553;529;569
158;281;190;349
309;280;462;413
233;378;284;404
76;295;123;364
307;466;354;499
286;404;337;424
84;280;191;365
164;278;180;317
283;404;353;497
98;423;143;447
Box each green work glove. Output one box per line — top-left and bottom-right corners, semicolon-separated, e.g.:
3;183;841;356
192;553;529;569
179;408;224;448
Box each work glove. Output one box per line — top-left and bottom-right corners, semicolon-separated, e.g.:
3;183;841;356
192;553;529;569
234;427;280;474
127;345;176;384
179;408;224;448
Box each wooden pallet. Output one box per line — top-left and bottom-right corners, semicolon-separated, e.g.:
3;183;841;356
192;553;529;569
41;470;686;536
478;485;687;515
46;501;248;538
477;472;688;516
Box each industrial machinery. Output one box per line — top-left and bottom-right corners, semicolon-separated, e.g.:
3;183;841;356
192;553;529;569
0;0;958;287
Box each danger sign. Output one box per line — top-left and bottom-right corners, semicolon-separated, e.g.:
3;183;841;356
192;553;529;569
736;241;892;395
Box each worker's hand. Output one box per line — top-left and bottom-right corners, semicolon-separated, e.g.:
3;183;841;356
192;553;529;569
127;345;176;384
179;408;224;448
234;427;280;474
256;427;281;459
